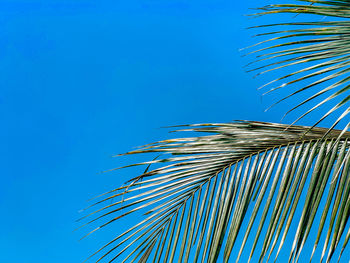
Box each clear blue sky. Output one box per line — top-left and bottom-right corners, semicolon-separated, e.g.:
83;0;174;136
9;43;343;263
1;1;348;263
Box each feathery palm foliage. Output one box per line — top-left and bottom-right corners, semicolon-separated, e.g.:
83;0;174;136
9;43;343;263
81;122;350;262
81;0;350;262
248;0;350;137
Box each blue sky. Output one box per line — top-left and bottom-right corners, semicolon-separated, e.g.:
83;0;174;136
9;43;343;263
2;1;349;263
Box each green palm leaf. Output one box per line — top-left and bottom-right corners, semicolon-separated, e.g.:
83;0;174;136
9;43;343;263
80;121;350;262
248;0;350;135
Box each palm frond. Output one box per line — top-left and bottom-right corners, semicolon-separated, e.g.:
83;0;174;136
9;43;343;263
248;0;350;135
80;121;350;262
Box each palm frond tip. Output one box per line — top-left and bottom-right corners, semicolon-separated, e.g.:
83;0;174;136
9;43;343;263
81;121;350;263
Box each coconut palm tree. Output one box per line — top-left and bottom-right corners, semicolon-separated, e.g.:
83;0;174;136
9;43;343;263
80;1;350;262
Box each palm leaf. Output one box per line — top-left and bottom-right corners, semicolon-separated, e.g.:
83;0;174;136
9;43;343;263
248;0;350;135
80;121;350;262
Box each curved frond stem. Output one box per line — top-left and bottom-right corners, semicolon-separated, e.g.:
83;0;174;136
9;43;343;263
80;121;350;262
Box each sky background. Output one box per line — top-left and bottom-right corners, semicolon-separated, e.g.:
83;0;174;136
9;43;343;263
1;1;349;263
